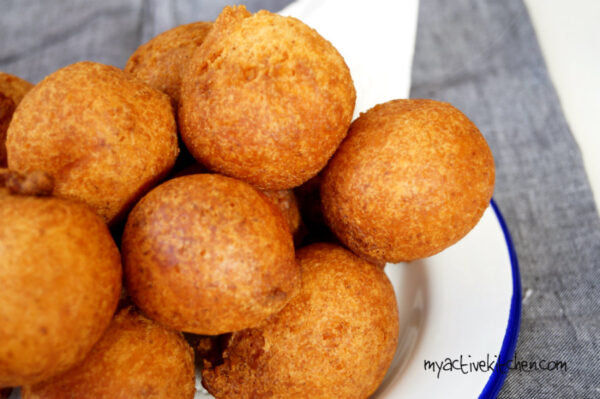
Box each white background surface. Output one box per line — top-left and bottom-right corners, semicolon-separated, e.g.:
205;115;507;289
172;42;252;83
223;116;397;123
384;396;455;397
524;0;600;206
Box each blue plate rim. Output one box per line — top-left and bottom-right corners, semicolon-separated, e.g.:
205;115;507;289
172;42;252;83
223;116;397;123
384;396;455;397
478;199;522;398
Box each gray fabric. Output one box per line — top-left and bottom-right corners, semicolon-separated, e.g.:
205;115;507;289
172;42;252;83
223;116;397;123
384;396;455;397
0;0;293;83
2;0;599;398
410;0;600;397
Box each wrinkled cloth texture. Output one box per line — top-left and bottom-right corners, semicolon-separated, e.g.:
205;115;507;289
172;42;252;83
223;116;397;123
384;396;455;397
1;0;599;398
0;0;293;82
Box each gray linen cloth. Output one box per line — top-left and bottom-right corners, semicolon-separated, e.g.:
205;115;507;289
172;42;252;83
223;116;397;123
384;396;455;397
0;0;292;81
1;0;599;398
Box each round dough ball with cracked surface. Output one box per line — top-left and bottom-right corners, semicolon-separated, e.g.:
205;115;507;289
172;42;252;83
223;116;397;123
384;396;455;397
0;196;122;387
261;188;302;241
122;174;299;335
22;307;195;399
202;243;399;399
6;61;179;224
125;21;213;105
321;99;495;264
0;72;33;167
179;5;356;190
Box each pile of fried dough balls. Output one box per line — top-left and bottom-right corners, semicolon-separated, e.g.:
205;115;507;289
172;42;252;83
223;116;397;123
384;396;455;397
0;5;494;399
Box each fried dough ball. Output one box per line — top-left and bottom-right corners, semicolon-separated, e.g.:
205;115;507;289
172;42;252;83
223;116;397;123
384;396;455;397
0;73;31;103
23;307;196;399
179;6;356;190
0;196;121;387
202;243;399;399
125;21;213;105
261;189;302;240
173;165;303;240
6;61;179;224
22;307;195;399
122;174;299;335
321;99;495;263
0;169;54;197
0;72;33;166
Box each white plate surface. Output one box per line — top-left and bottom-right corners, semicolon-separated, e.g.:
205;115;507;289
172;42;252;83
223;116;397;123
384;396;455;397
374;202;519;398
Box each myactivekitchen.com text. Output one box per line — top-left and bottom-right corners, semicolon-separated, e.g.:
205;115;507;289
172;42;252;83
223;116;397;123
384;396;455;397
423;352;567;379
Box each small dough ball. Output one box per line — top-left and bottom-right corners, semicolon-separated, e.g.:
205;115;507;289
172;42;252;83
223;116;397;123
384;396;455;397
6;61;179;224
0;73;31;103
22;307;195;399
261;189;302;240
122;174;299;335
174;165;303;241
0;196;122;387
125;21;213;105
202;243;399;399
321;99;495;263
179;6;356;190
0;72;33;166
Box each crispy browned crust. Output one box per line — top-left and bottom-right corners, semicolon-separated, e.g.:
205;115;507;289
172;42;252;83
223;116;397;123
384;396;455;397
187;333;230;368
321;99;495;263
22;307;195;399
0;72;33;167
0;94;15;168
1;169;54;196
0;196;122;387
125;21;213;105
179;6;356;190
0;73;32;104
173;165;303;241
6;61;179;224
202;243;399;399
261;189;302;238
122;174;300;335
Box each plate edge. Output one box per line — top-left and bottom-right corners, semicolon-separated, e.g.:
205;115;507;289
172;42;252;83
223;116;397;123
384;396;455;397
478;199;522;399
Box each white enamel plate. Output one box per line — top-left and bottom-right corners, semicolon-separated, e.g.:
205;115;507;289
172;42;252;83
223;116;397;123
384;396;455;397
374;200;521;399
189;199;521;399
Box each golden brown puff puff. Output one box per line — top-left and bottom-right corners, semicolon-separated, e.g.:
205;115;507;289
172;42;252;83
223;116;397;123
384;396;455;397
6;61;179;225
122;174;300;335
0;72;33;166
173;164;303;242
321;99;495;264
0;73;31;105
125;21;213;106
202;243;399;399
0;196;121;387
260;188;303;241
22;307;195;399
179;5;356;190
